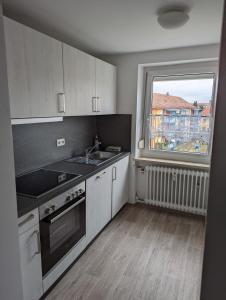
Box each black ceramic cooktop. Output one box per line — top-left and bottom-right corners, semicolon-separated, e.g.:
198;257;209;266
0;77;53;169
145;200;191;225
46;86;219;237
16;169;80;199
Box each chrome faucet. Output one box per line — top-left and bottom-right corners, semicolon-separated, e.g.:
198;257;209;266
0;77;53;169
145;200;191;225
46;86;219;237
85;142;101;163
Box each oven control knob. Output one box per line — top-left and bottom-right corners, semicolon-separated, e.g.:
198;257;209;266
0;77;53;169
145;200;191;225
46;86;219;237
79;189;84;194
51;205;56;212
66;195;71;202
75;191;79;197
45;208;51;214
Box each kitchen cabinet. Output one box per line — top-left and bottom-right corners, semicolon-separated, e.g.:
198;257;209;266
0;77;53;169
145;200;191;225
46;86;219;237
63;44;96;115
95;58;117;114
86;166;112;244
63;42;116;115
4;17;64;118
111;156;129;217
4;16;116;118
18;209;43;300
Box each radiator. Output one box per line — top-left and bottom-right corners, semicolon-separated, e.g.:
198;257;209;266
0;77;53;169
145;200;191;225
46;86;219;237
137;165;209;215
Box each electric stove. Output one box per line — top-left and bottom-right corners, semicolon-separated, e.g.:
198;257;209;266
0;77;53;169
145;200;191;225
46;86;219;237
16;169;80;199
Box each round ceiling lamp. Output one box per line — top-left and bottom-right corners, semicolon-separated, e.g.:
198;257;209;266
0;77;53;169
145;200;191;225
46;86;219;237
157;8;189;29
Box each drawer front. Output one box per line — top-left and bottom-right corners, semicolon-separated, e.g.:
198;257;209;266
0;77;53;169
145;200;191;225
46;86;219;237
18;208;39;235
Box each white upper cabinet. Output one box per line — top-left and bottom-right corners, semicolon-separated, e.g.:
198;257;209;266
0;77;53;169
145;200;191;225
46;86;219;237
63;42;117;115
4;17;64;118
95;59;117;114
4;17;116;118
63;44;96;115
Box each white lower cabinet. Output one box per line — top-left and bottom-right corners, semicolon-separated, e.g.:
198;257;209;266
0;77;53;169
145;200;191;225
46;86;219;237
86;156;129;244
18;210;43;300
86;166;112;244
111;156;129;217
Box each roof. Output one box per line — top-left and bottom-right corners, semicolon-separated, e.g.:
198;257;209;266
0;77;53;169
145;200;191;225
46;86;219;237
201;106;212;116
152;93;195;110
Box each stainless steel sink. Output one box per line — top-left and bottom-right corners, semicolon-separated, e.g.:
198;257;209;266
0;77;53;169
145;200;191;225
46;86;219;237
89;151;117;160
66;151;120;166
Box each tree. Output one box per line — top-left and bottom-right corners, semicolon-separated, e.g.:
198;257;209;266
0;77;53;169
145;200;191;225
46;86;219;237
193;100;198;107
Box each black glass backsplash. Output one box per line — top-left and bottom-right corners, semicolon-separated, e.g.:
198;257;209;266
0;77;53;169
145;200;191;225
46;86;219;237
12;115;131;175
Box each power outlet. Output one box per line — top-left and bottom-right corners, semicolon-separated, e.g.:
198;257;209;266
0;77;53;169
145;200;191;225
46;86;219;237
57;138;65;147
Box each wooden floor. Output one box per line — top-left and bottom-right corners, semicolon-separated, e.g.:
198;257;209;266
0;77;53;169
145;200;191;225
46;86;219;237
45;204;205;300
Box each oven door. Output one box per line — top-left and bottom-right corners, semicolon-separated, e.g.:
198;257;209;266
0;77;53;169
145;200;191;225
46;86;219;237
40;195;86;276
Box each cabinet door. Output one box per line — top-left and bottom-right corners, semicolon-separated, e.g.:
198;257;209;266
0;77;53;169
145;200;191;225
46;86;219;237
4;17;64;118
19;223;43;300
95;59;117;114
112;156;129;217
86;167;112;244
63;44;96;115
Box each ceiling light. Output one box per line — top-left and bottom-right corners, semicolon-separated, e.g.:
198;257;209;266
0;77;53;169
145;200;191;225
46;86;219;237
157;9;189;29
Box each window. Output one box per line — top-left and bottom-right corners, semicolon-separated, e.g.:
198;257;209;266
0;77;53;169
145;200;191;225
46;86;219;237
146;73;215;157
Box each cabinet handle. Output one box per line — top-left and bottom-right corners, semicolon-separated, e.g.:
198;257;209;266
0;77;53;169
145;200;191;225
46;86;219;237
18;214;35;228
112;166;117;181
92;97;97;112
95;175;101;180
96;97;101;112
33;230;41;255
58;93;66;113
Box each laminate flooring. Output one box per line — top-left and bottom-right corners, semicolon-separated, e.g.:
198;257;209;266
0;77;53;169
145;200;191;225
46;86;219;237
45;203;205;300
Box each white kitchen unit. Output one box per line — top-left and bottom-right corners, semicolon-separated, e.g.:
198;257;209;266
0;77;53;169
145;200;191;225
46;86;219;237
86;167;112;244
18;209;43;300
95;58;117;114
111;156;129;217
4;17;64;118
63;44;96;115
63;43;116;115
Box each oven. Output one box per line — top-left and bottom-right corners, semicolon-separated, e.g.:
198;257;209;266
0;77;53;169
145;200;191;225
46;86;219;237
39;182;86;276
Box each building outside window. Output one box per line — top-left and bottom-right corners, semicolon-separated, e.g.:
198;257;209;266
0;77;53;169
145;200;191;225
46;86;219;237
147;75;215;156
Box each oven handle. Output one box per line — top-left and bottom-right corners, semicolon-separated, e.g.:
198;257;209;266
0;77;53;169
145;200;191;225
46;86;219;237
46;197;85;224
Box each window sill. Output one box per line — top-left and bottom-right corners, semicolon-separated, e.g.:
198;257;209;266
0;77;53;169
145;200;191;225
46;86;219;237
135;157;210;170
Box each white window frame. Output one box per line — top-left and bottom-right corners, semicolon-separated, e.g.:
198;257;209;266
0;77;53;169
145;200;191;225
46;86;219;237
140;61;218;164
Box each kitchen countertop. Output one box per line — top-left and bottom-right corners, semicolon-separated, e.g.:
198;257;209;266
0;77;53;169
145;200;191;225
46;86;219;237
17;152;130;218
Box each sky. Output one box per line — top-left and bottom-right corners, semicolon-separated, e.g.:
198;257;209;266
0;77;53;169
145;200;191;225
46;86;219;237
153;78;214;103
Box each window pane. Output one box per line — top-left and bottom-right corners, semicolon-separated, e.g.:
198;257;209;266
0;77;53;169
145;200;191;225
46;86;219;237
149;76;214;155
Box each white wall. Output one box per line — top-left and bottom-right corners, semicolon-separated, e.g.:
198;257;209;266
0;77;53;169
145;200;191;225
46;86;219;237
0;4;23;300
102;44;220;154
102;44;220;203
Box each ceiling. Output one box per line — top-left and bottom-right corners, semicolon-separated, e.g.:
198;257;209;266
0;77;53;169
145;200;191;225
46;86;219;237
2;0;224;55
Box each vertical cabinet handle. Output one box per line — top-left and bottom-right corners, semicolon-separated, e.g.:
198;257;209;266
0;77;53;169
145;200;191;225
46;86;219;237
58;93;66;113
92;97;101;113
112;166;117;181
33;230;41;255
96;97;101;112
92;97;97;112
